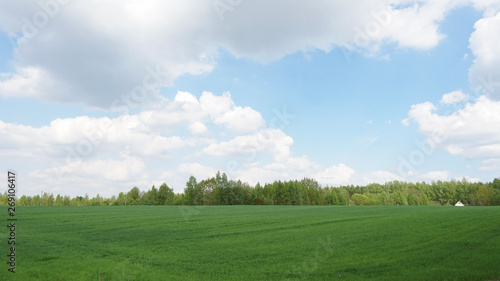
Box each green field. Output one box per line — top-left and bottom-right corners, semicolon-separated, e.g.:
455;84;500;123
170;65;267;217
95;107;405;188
1;206;499;280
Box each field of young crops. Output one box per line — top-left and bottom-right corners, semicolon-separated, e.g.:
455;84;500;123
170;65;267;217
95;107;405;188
1;205;499;280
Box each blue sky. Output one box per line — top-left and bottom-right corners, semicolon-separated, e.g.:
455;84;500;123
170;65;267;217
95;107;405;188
1;1;499;196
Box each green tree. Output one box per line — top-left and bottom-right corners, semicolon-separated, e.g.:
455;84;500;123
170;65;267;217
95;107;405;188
149;185;159;205
18;195;28;206
477;184;493;206
351;193;374;205
158;183;175;205
46;193;55;206
198;178;218;205
216;172;231;205
184;176;203;205
264;195;274;205
301;178;321;205
63;195;71;206
81;193;90;206
392;191;407;205
492;178;500;190
116;192;125;205
127;187;140;205
0;192;7;205
325;188;338;205
55;194;63;206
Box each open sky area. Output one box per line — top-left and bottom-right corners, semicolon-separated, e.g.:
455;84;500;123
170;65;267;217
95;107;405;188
0;1;499;197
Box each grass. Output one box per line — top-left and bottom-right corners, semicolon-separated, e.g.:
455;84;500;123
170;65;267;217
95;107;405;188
1;205;499;280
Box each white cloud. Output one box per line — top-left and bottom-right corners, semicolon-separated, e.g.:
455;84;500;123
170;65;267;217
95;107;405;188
401;118;411;126
406;95;500;158
469;12;500;100
189;122;209;136
138;91;266;134
314;164;356;186
213;106;265;134
3;1;500;197
379;2;447;50
419;170;450;182
0;91;267;164
479;158;500;171
2;1;495;107
202;128;293;161
357;169;450;184
440;90;468;104
359;171;404;185
0;67;46;98
28;156;148;197
231;156;353;188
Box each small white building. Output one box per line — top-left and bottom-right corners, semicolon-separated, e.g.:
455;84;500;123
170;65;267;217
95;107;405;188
455;200;464;207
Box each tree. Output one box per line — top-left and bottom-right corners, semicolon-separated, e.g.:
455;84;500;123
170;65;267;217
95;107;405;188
0;192;7;205
301;178;321;205
392;191;407;205
264;195;274;205
216;172;231;205
477;184;493;206
198;178;218;205
289;181;304;205
149;185;159;205
127;187;140;205
81;193;90;206
117;192;126;205
351;193;377;205
158;183;175;205
55;194;63;206
407;194;419;205
18;195;28;206
325;188;338;205
60;195;69;206
184;176;203;205
492;178;500;190
46;193;55;206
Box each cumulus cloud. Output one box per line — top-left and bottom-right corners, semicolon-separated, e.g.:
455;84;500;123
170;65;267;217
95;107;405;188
479;158;500;171
0;89;350;195
440;90;468;104
405;95;500;158
231;157;354;188
213;106;266;134
202;128;293;161
155;163;220;191
0;91;266;166
28;156;149;197
2;1;500;197
469;12;500;100
359;171;404;185
314;164;356;186
418;170;450;182
139;91;265;134
2;0;495;107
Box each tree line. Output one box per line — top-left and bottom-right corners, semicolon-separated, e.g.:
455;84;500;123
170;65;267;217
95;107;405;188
1;172;500;206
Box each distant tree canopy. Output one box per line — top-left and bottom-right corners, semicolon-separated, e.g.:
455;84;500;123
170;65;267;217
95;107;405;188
2;173;500;207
